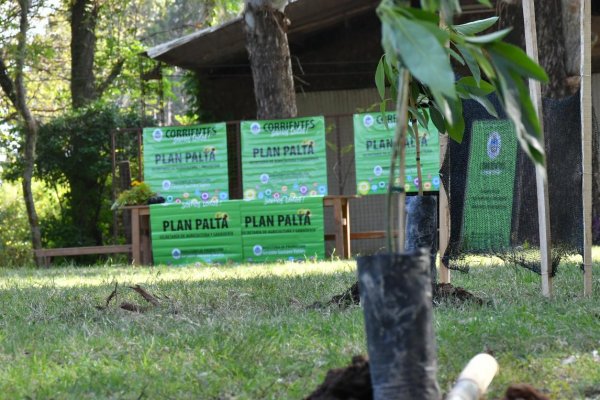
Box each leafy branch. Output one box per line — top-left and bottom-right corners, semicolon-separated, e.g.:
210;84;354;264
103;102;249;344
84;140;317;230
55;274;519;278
376;0;548;251
376;0;548;164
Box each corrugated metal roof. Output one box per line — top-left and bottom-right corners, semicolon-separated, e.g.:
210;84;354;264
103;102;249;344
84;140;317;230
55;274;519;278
146;0;380;69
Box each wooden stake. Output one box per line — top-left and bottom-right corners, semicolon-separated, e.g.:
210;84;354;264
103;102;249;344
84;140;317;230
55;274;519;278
438;11;451;284
522;0;553;297
439;133;451;283
581;0;593;296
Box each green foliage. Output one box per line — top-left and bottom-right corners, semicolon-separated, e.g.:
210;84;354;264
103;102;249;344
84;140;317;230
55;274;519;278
376;0;548;165
36;102;138;184
33;102;148;246
0;182;32;266
181;70;205;123
111;181;157;210
0;180;63;266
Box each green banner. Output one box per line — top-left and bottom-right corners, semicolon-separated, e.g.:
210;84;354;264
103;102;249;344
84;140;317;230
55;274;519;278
240;197;325;262
462;120;517;251
353;112;440;195
143;123;229;205
241;116;327;201
150;201;242;265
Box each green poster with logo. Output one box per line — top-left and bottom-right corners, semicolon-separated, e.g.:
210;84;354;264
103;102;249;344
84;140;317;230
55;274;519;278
240;196;325;262
150;201;242;265
353;112;440;195
462;120;517;251
143;123;229;205
241;116;327;201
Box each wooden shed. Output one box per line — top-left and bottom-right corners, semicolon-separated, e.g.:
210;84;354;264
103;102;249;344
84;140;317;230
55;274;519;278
145;0;600;256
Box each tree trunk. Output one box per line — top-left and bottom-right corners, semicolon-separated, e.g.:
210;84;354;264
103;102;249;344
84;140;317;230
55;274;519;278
21;121;43;258
498;0;571;98
243;0;297;119
68;176;107;245
0;0;45;265
71;0;99;109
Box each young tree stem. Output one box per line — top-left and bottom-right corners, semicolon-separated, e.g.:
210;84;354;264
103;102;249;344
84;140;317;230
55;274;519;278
387;68;410;252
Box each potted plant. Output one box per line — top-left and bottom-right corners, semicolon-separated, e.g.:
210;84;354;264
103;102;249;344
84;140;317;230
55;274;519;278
111;181;159;210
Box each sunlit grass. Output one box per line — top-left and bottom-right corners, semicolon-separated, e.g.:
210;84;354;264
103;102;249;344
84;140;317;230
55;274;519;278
0;259;355;289
0;249;598;399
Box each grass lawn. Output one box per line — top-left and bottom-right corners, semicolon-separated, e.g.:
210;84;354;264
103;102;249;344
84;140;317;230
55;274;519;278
0;249;599;399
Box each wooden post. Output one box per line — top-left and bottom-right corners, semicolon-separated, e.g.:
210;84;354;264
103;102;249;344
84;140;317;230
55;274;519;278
522;0;553;297
439;133;451;283
438;12;451;283
581;0;593;296
131;207;141;265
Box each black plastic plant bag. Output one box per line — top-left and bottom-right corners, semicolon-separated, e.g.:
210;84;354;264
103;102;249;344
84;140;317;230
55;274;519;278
357;249;440;400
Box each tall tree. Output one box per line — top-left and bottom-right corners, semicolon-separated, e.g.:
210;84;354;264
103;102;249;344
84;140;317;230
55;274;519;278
497;0;575;98
0;0;43;263
64;0;131;245
70;0;125;109
243;0;297;119
70;0;99;108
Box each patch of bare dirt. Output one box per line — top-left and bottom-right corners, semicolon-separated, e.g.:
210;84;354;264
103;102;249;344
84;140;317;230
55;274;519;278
502;383;550;400
304;355;371;400
433;282;484;305
308;282;360;309
308;281;484;309
306;358;549;400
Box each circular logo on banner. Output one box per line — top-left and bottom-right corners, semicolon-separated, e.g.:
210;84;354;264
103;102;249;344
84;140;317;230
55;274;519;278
250;122;261;135
253;245;263;256
487;131;502;160
153;129;163;142
244;189;257;200
373;165;383;176
171;248;181;260
260;173;269;184
357;181;370;195
162;180;171;190
363;114;374;128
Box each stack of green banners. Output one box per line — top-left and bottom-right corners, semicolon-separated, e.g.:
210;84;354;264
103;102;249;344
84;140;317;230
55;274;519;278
240;116;328;201
150;197;325;265
353;112;440;195
462;120;518;251
142;123;229;205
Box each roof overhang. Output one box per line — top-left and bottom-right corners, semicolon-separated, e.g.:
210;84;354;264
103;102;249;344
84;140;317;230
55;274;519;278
145;0;380;70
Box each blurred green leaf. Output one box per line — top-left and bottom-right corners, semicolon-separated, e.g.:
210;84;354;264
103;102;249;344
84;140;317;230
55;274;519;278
448;47;465;65
396;6;439;24
381;13;455;98
375;57;386;100
429;103;446;134
445;95;465;143
463;27;512;44
455;44;481;84
456;76;495;96
453;16;498;36
487;41;549;82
